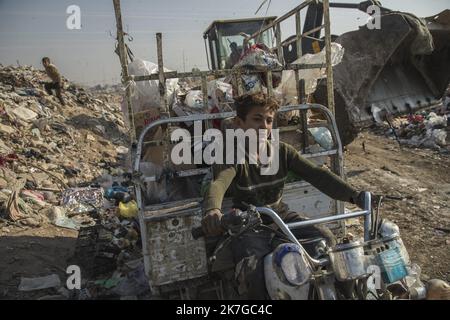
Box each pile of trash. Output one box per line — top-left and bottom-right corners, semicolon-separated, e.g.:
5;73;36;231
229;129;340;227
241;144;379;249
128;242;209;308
385;106;449;151
13;177;147;299
65;181;150;299
0;64;152;299
123;59;234;135
0;65;130;231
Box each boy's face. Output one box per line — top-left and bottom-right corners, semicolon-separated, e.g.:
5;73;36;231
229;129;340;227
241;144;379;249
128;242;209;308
235;105;275;141
42;60;49;67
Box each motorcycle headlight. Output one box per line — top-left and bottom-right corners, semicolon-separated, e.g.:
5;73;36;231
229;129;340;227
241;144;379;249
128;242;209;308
274;244;312;286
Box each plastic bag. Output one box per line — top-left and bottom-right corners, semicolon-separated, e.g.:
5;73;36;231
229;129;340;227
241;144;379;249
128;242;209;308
50;206;87;230
432;129;447;146
121;59;179;125
207;79;233;112
241;74;264;94
371;105;384;124
172;102;195;127
185;90;205;109
277;42;344;104
231;44;282;96
407;128;447;149
119;200;138;218
309;127;334;150
61;187;104;214
18;274;61;291
424;112;447;129
234;44;282;71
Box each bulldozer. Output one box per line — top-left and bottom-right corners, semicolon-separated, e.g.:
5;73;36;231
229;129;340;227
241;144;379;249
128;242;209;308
203;1;450;145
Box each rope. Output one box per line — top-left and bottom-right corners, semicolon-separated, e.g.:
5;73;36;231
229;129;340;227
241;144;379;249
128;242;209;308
124;74;136;97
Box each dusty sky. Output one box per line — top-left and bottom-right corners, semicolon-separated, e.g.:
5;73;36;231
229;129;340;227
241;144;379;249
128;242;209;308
0;0;448;86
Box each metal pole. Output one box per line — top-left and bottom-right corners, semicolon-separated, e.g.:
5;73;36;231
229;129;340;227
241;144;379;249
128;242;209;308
363;192;372;241
113;0;136;143
204;38;211;70
295;68;301;104
236;70;244;96
129;65;326;83
286;210;368;229
295;11;302;60
201;74;210;129
299;79;308;153
300;107;308;153
329;2;359;9
155;32;172;171
324;0;342;227
275;22;284;65
266;70;273;97
201;74;208;110
156;33;168;116
323;0;335;115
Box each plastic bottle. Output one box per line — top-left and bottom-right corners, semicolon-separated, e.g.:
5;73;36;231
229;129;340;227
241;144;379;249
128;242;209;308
405;264;427;299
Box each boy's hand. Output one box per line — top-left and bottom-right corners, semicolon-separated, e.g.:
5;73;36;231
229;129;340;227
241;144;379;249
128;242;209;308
202;209;223;236
353;191;381;210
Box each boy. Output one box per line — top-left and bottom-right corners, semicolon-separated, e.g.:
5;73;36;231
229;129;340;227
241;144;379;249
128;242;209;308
42;57;65;106
202;93;369;299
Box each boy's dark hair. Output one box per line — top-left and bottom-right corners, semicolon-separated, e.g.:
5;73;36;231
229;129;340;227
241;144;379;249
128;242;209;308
42;57;50;64
234;93;280;120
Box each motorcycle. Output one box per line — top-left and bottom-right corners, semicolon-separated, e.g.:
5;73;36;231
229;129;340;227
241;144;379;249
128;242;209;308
188;192;426;300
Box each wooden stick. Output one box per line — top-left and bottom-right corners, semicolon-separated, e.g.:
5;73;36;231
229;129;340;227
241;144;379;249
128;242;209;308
16;158;67;189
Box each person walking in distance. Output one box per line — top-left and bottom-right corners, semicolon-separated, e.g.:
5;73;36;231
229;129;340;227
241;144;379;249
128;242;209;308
41;57;65;106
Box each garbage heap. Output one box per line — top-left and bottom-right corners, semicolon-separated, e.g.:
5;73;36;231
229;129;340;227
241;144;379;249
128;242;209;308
385;104;449;151
0;65;130;231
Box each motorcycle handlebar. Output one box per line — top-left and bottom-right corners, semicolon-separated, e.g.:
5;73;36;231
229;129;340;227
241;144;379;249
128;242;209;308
191;209;245;239
192;192;373;241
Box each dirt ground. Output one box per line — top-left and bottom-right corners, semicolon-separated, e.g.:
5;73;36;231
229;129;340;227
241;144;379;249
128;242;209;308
345;131;449;283
0;225;78;299
0;129;448;299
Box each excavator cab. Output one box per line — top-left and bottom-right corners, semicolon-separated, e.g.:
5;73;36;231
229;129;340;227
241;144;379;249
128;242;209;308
203;17;276;70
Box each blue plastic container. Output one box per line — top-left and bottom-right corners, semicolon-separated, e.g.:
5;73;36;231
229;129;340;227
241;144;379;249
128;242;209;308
377;246;408;284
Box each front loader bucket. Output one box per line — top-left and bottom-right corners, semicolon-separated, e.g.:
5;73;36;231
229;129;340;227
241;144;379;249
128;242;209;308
314;10;450;145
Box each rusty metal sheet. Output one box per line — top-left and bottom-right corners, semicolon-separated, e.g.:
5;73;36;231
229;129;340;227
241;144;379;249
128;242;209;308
145;207;207;286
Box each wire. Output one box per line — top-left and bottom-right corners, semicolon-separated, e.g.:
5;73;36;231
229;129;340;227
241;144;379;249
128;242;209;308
254;0;272;44
254;0;269;15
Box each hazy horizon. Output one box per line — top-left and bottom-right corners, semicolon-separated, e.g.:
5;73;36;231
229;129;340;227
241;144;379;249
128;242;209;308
1;0;448;86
